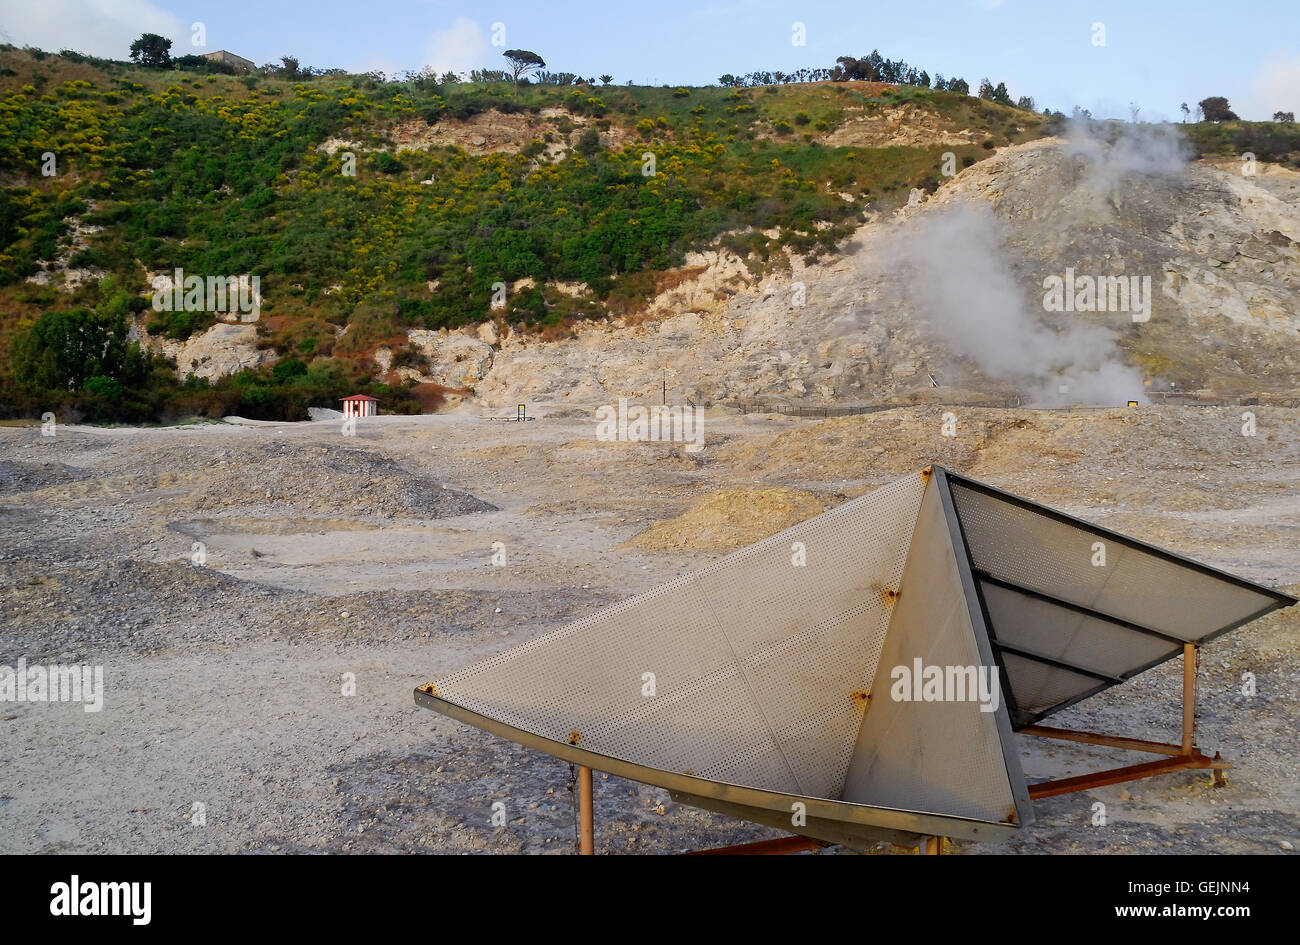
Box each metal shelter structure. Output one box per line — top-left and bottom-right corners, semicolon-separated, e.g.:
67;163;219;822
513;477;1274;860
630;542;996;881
415;466;1295;853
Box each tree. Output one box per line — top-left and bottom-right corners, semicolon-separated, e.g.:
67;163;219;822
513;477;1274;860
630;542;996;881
12;308;134;392
978;77;995;100
83;375;123;400
599;74;613;85
1198;96;1239;122
1274;111;1295;123
174;53;210;71
129;32;173;69
834;56;865;81
1180;102;1190;122
948;77;969;95
503;49;545;94
1017;95;1036;112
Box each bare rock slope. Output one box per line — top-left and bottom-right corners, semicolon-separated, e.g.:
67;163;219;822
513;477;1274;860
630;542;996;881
466;134;1300;408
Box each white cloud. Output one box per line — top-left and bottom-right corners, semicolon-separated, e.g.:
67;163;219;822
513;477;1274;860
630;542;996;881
422;17;489;78
1241;52;1300;121
0;0;185;59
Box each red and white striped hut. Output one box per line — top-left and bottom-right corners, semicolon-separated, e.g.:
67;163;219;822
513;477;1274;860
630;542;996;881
341;394;378;419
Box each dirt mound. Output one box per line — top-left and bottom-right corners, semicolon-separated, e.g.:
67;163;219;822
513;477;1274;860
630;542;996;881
628;486;834;552
0;557;285;656
0;458;90;495
714;407;1008;482
169;442;498;519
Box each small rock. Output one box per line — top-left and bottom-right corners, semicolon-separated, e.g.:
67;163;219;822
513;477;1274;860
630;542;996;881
1282;840;1294;851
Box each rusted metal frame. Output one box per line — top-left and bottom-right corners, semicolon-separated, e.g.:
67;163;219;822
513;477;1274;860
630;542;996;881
577;765;594;855
575;765;836;856
1023;642;1233;799
414;689;1020;843
1021;725;1188;757
686;835;830;855
1027;753;1228;800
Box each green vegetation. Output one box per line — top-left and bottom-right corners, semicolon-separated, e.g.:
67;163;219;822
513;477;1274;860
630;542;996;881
128;33;172;70
0;44;1048;422
1198;96;1238;123
1185;120;1300;167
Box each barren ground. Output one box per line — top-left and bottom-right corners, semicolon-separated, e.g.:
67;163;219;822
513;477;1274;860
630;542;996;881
1;404;1296;854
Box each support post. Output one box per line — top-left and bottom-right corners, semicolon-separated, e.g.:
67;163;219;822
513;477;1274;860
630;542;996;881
577;765;594;855
923;836;943;855
1024;640;1233;799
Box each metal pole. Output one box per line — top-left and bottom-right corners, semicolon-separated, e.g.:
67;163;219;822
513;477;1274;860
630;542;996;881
1181;643;1196;754
577;765;594;855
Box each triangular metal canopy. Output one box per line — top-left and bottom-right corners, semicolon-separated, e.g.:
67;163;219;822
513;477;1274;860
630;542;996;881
416;467;1295;848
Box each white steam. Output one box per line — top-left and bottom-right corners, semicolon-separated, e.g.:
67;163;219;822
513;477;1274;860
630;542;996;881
892;204;1146;405
1064;119;1189;197
879;122;1192;405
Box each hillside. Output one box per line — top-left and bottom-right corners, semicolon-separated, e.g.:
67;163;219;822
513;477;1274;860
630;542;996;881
0;46;1044;420
1;46;1298;420
472;132;1300;409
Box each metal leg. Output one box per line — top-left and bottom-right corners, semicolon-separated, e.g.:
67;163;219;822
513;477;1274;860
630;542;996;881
1027;754;1228;799
1182;642;1197;754
1212;759;1228;788
1023;640;1234;799
577;765;594;855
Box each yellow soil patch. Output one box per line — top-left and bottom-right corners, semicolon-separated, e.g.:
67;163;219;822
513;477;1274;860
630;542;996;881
627;486;835;552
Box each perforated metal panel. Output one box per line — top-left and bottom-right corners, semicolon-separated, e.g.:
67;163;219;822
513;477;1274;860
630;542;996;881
979;581;1179;677
416;466;1293;845
999;652;1104;716
432;471;926;798
841;480;1023;824
950;480;1281;640
947;474;1296;725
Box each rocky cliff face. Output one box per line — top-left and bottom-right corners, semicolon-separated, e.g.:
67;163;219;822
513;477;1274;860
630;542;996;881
134;321;276;381
143;130;1300;407
460;132;1300;407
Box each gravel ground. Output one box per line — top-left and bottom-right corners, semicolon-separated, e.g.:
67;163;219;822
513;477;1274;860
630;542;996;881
0;406;1296;854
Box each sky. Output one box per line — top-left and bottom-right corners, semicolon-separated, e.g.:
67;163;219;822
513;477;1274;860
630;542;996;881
0;0;1295;121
